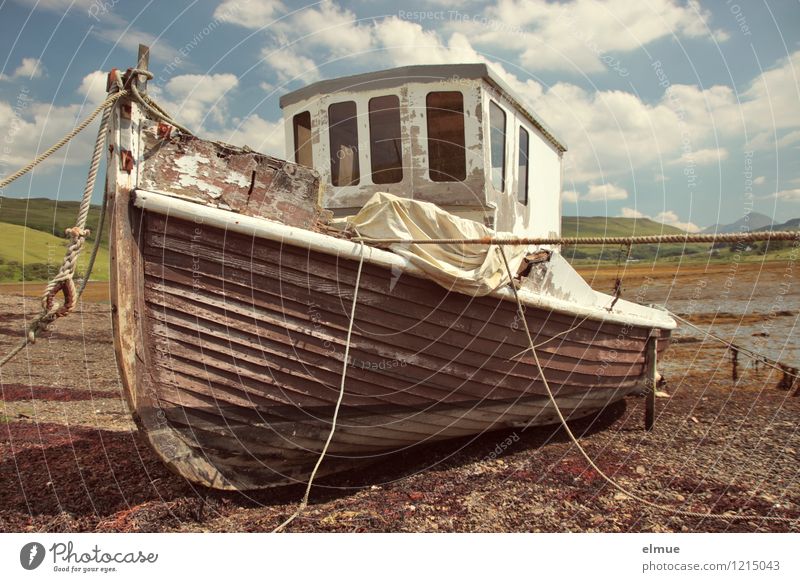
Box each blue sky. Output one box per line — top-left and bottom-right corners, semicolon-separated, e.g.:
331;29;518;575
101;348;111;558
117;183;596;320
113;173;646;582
1;0;799;230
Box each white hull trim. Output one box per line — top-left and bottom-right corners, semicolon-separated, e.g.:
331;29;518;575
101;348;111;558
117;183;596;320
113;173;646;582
133;188;676;330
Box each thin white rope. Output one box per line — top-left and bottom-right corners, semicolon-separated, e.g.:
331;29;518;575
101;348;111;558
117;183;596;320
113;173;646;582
272;243;367;533
497;246;798;525
0;92;125;191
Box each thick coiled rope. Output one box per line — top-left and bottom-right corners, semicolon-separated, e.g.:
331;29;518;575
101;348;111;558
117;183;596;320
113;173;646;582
355;231;800;246
0;102;113;368
0;67;192;368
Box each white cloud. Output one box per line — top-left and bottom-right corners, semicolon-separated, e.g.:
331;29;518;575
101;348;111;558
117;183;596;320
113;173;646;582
528;82;689;183
778;130;800;148
13;57;44;79
160;73;240;127
619;207;699;232
450;0;726;73
208;114;285;158
524;51;800;183
78;70;108;105
620;207;645;218
748;129;800;151
1;57;45;81
740;51;800;131
220;2;371;82
291;0;374;56
653;210;700;232
262;46;320;83
16;2;788;212
15;0;127;27
0;97;102;173
562;190;579;203
583;182;628;201
166;74;239;105
754;176;766;185
375;18;482;66
672;147;729;166
92;27;177;62
0;68;276;177
772;189;800;202
214;0;284;29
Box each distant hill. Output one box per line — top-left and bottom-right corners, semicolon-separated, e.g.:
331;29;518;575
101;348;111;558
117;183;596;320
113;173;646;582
560;216;707;262
562;216;686;237
703;211;775;233
763;217;800;231
704;212;800;234
0;221;109;282
0;196;106;241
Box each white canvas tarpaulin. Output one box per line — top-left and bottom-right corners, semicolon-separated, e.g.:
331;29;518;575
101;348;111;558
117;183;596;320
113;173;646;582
348;192;530;296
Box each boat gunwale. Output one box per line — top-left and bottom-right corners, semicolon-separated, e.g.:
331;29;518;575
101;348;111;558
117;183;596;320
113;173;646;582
132;187;677;331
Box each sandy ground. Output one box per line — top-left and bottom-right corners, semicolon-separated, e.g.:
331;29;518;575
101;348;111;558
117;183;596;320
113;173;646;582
0;263;798;533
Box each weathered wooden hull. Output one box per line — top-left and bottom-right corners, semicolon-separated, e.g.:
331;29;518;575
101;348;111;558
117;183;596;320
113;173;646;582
106;83;671;490
109;196;668;490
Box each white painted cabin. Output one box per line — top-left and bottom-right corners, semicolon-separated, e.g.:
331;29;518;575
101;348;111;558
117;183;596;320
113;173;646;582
280;63;567;238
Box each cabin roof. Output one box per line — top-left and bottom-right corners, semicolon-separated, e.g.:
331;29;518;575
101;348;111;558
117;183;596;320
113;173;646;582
279;63;567;153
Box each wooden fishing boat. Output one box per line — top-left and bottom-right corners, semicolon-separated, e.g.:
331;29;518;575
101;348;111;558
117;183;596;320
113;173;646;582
106;57;675;490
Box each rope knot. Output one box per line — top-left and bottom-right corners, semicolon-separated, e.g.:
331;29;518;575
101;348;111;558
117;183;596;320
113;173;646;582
42;277;78;319
65;226;90;240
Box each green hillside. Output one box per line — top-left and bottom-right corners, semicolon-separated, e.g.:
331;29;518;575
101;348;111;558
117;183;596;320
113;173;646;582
0;197;109;282
562;216;686;237
0;222;109;282
0;196;106;242
561;216;711;263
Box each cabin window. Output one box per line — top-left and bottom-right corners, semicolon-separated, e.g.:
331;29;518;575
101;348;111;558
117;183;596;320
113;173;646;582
518;126;530;205
426;91;466;182
489;101;506;192
328;101;360;186
368;95;403;184
293;111;313;168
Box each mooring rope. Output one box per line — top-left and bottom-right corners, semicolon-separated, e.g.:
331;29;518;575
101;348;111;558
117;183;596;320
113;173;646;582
0;92;125;191
0;103;113;368
0;67;196;369
272;243;367;533
125;68;194;136
497;246;798;525
355;231;800;247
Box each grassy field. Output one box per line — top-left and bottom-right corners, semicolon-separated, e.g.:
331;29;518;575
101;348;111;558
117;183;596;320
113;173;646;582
0;222;109;282
562;215;685;237
0;196;106;241
0;197;109;282
562;215;711;263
